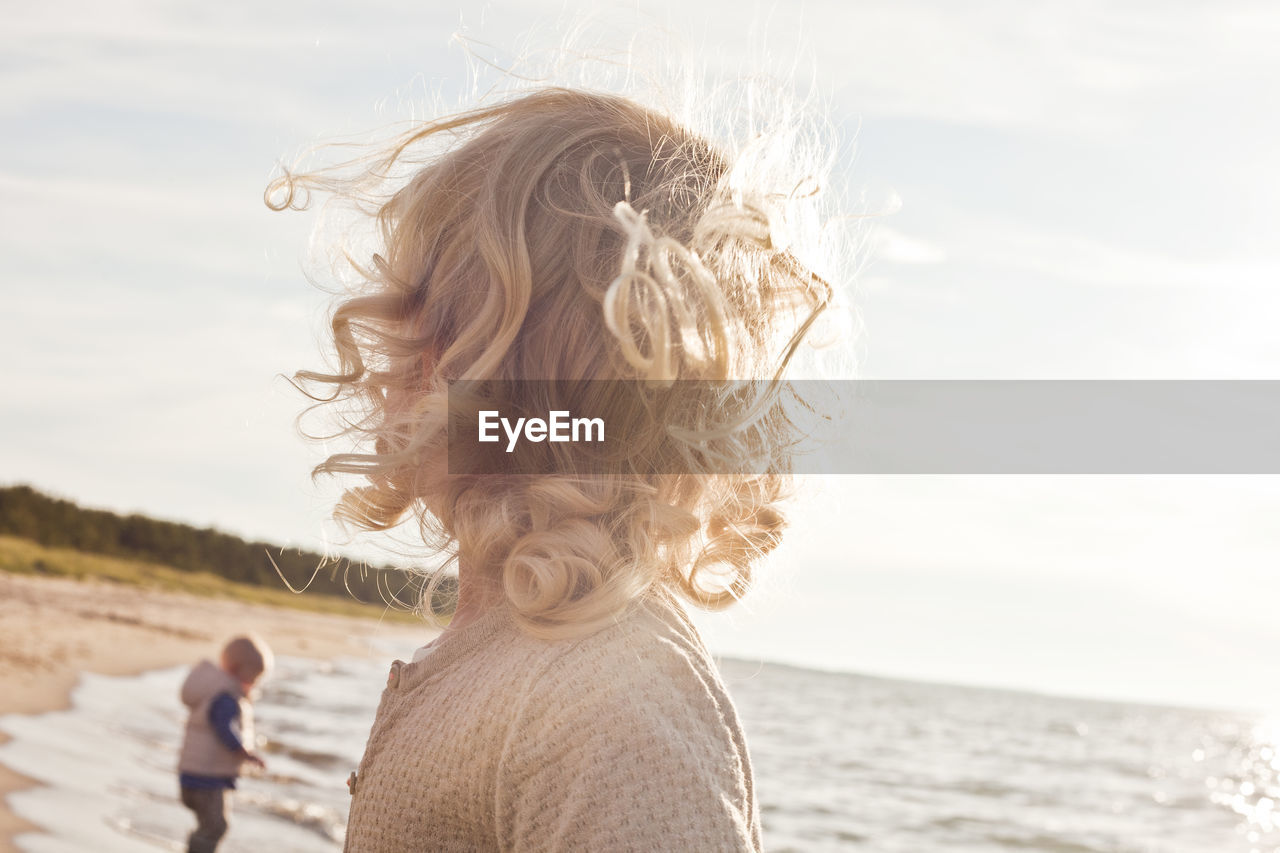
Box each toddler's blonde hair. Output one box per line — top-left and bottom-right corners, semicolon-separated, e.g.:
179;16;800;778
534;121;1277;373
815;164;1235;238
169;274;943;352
221;634;272;681
270;86;838;637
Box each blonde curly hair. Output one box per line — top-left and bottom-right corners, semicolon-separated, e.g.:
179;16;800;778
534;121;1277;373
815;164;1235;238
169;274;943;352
269;86;837;637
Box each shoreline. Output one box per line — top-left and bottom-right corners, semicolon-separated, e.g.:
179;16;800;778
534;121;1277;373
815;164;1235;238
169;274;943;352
0;572;430;852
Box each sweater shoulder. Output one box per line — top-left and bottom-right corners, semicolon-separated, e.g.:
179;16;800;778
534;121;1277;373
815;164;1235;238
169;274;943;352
494;592;760;850
517;590;727;711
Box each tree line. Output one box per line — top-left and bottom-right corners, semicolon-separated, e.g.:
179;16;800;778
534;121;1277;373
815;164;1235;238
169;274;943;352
0;484;455;611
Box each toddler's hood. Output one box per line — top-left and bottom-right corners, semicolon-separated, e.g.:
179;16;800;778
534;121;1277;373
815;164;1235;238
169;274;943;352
180;659;242;708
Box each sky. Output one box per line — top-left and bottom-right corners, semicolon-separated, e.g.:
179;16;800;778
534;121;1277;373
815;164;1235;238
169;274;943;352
2;0;1278;711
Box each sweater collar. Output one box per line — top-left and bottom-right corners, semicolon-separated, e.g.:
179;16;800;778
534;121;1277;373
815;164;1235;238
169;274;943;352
397;601;512;690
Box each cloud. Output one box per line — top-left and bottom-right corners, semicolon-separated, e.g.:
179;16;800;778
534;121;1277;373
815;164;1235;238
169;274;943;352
868;224;947;265
941;208;1280;291
805;0;1280;139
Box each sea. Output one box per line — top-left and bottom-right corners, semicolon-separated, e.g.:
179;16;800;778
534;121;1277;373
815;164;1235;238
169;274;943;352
1;654;1276;852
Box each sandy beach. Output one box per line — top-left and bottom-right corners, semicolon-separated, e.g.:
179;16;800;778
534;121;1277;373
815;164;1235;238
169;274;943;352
0;572;430;852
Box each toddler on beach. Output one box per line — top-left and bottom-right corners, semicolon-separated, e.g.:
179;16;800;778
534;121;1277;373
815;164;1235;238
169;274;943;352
176;635;271;853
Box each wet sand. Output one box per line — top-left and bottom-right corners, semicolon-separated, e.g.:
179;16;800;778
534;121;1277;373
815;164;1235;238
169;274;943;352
0;572;429;852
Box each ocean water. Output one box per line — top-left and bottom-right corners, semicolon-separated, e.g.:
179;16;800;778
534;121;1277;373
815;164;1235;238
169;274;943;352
1;655;1277;852
719;660;1279;852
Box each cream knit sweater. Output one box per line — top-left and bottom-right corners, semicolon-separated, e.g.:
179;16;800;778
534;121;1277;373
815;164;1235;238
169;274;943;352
343;589;762;852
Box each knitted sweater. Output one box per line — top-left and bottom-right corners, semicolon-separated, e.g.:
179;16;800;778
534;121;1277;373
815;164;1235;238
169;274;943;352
343;589;762;852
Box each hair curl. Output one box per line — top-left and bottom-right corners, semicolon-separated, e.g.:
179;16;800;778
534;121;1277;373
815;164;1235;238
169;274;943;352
269;87;837;638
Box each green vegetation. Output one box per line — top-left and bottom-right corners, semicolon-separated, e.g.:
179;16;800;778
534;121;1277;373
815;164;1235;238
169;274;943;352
0;535;421;620
0;485;456;618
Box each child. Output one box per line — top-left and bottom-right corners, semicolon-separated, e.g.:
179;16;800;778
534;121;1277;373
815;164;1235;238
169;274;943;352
177;635;271;853
272;83;837;851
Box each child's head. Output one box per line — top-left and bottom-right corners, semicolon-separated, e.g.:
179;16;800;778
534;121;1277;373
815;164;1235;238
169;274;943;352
219;635;272;689
271;85;838;636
